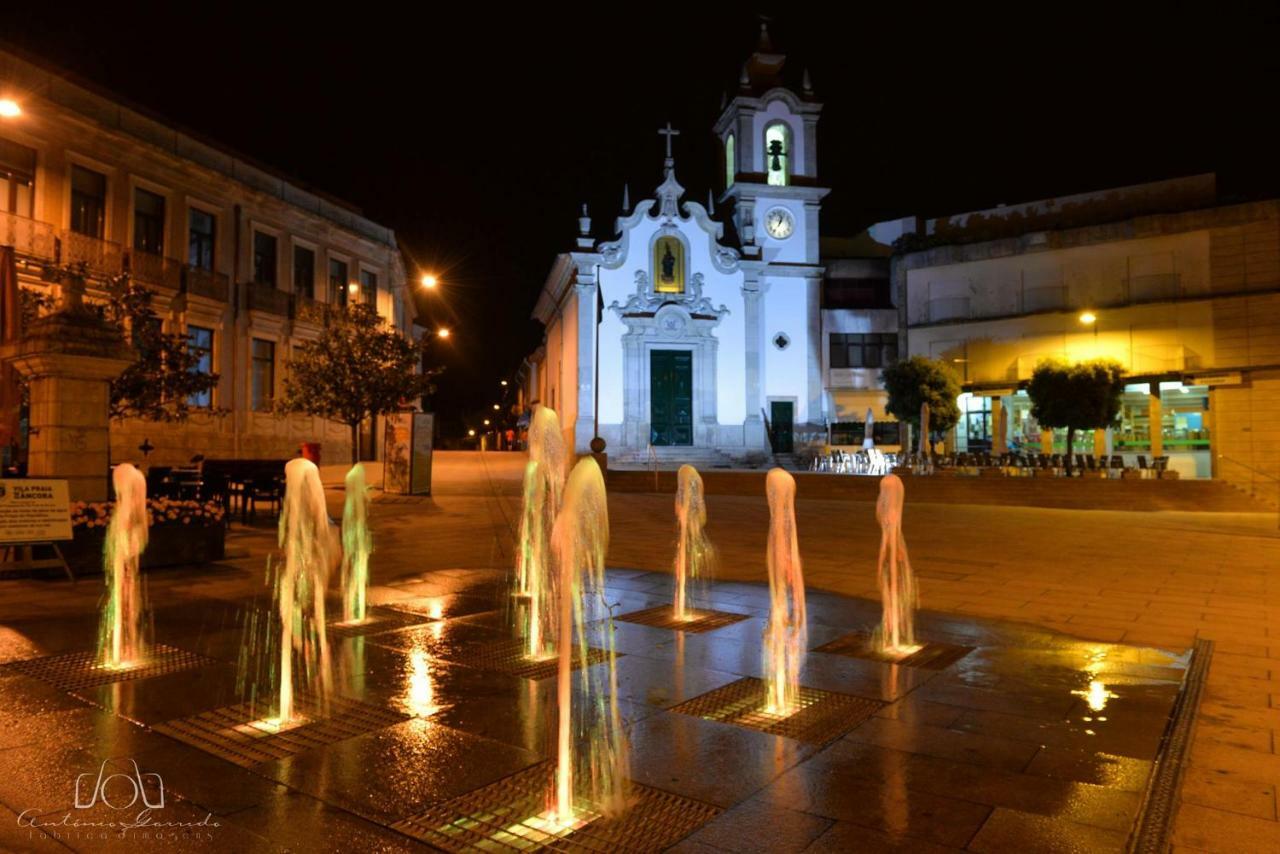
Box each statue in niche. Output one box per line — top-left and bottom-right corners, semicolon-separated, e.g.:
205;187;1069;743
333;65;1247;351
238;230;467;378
661;245;676;284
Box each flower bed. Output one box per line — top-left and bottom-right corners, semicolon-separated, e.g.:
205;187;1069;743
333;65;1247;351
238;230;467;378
63;498;227;574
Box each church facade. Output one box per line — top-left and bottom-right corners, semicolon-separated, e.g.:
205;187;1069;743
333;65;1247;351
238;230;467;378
530;36;838;463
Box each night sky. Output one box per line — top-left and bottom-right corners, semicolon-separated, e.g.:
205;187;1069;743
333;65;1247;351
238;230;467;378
6;6;1277;436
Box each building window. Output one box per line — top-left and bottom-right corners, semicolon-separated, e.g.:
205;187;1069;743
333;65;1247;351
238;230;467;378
188;208;215;271
133;188;166;255
293;246;315;298
764;122;790;187
724;133;735;189
251;338;275;411
329;258;349;306
824;278;893;309
0;137;36;216
252;231;277;286
70;164;107;238
652;235;685;294
360;269;377;307
829;333;897;369
187;325;213;408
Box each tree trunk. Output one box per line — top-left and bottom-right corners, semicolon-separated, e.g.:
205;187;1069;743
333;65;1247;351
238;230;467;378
350;420;360;467
1065;426;1075;476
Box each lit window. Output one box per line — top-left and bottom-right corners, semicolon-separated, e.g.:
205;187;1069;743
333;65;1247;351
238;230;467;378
765;123;790;187
360;269;377;307
187;326;213;408
251;338;275;411
724;133;735;189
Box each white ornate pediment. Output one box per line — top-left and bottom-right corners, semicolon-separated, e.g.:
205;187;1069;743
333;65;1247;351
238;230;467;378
609;271;729;322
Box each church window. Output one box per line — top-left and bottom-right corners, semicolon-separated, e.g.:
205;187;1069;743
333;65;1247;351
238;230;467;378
765;122;790;187
652;235;685;294
724;133;735;189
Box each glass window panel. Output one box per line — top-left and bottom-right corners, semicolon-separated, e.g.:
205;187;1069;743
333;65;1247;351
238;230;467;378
188;208;215;271
70;165;107;237
251;338;274;411
252;232;277;286
133;188;166;254
187;325;213;408
329;258;348;306
293;246;315;298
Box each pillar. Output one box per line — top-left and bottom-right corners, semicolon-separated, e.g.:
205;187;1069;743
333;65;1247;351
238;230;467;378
991;396;1006;454
2;281;133;501
1093;428;1106;459
1040;429;1053;455
741;272;767;450
572;278;598;455
1148;383;1163;458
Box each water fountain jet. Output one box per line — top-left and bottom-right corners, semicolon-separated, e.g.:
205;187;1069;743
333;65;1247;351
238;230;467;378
98;463;148;670
340;463;372;624
517;406;566;659
763;468;806;715
872;474;920;657
550;457;628;824
673;465;714;621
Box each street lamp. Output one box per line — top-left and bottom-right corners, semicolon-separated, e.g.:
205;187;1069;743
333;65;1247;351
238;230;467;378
468;429;476;437
0;99;21;119
500;380;508;386
1079;311;1097;325
437;327;451;339
492;404;500;411
483;419;490;426
420;273;438;290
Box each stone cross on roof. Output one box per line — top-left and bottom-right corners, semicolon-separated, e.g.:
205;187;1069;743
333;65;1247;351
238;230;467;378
658;122;680;160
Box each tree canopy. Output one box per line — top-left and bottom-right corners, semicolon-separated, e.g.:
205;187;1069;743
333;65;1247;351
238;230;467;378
1027;358;1125;471
278;302;440;463
881;356;961;436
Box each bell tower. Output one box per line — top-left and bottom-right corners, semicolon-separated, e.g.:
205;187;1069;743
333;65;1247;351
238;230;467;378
713;21;826;263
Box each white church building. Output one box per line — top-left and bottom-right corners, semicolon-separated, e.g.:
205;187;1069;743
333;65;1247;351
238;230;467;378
529;30;881;464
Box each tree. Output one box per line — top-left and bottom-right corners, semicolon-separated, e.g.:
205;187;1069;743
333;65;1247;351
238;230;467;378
277;302;441;465
881;356;961;450
103;274;220;422
22;267;219;422
1027;358;1125;474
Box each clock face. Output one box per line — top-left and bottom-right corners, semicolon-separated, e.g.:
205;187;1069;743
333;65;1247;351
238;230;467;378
765;207;795;240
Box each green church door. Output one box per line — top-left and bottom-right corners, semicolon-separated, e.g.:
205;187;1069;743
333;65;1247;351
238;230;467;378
650;350;693;446
770;400;794;453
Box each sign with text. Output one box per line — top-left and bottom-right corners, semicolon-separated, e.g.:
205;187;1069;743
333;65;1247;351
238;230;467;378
0;480;73;544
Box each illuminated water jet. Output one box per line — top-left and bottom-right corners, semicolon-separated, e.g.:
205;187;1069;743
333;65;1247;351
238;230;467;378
872;474;920;657
517;406;566;659
763;468;806;715
341;463;372;624
673;465;714;621
276;458;339;724
550;457;627;824
98;463;149;670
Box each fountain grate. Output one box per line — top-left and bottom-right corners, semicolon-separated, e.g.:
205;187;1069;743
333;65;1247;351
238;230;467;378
812;632;974;670
439;638;618;681
669;676;883;745
615;606;750;634
391;759;720;852
152;694;409;768
1;644;215;692
325;607;435;639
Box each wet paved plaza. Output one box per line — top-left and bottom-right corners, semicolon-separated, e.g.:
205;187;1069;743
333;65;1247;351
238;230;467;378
0;563;1195;852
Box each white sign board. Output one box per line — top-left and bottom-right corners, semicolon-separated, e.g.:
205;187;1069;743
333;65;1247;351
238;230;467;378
0;480;73;544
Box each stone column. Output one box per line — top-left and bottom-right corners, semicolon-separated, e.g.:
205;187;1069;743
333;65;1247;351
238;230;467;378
572;278;598;455
991;397;1006;454
1148;383;1163;458
741;273;766;450
3;282;133;502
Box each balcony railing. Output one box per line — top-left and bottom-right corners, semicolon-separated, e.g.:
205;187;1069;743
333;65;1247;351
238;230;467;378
0;210;58;262
126;249;183;290
183;265;229;302
246;283;291;315
293;294;327;325
60;229;124;276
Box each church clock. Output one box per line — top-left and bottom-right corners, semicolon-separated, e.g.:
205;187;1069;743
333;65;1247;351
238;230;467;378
764;207;794;240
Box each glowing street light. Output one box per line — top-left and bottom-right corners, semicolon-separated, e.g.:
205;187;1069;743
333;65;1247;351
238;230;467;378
492;404;500;411
420;273;438;289
1079;311;1097;325
437;327;451;339
468;429;476;437
347;281;360;297
500;380;508;386
483;419;490;426
0;99;21;119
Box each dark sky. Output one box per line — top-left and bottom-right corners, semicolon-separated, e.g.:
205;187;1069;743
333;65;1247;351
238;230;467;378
7;5;1278;435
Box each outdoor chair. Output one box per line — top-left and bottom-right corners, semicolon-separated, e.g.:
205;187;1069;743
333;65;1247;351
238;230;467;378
246;475;282;521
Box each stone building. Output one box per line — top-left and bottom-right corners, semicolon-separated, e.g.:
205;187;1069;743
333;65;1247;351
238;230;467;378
883;174;1280;498
0;48;414;467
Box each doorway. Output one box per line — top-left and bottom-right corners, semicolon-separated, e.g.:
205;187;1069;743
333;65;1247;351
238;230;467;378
770;400;794;453
650;350;693;446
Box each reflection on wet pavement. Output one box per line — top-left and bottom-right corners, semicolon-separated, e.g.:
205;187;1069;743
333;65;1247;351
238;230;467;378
0;567;1191;851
